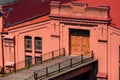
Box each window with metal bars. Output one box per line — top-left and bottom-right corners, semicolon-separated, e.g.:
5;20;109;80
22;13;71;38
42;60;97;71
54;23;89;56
25;36;32;50
35;37;42;51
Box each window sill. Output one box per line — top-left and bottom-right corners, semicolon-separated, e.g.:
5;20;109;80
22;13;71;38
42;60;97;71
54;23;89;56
35;50;42;53
98;39;107;43
25;49;32;52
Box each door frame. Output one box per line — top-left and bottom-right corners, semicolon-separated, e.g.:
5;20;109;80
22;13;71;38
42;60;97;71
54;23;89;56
69;28;90;55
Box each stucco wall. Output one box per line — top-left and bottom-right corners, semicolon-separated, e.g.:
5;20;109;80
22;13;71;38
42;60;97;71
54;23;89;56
0;16;3;67
50;1;120;80
3;20;61;69
108;26;120;80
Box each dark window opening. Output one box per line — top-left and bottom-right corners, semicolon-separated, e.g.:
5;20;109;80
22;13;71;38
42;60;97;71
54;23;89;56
35;57;42;64
70;29;90;37
25;36;32;51
35;37;42;51
25;56;32;66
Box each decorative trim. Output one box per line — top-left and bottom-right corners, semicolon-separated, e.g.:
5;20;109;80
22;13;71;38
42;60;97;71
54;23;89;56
51;34;60;38
98;39;107;42
49;15;111;25
25;49;32;52
35;50;42;53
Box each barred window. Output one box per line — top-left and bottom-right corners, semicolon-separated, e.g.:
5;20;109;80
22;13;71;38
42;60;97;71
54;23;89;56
35;37;42;50
35;57;42;63
25;36;32;50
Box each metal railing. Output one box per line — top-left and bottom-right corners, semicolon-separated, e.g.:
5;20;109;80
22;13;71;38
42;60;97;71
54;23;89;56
15;48;65;70
32;51;94;80
0;48;65;76
41;48;65;61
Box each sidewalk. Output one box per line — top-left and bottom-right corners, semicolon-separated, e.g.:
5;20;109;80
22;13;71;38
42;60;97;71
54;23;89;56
0;56;75;80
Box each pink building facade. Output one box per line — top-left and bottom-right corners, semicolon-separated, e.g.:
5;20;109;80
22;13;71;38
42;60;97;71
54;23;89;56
0;1;120;80
49;2;120;80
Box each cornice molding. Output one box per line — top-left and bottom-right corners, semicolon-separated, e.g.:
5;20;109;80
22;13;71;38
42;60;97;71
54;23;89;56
49;15;111;26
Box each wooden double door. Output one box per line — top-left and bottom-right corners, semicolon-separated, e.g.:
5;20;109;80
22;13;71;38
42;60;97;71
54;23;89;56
70;29;90;55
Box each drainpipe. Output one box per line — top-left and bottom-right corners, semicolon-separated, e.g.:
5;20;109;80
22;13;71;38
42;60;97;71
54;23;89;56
59;3;61;55
106;6;111;79
1;35;5;76
59;22;61;56
106;24;108;79
62;25;64;51
14;37;16;72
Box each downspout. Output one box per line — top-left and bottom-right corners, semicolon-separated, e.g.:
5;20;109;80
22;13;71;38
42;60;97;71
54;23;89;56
14;36;16;72
59;22;60;55
59;3;61;55
106;24;108;79
107;7;111;79
1;35;4;76
62;25;64;51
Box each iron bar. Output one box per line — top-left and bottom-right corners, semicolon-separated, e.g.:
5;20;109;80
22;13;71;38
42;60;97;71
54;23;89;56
46;67;48;77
